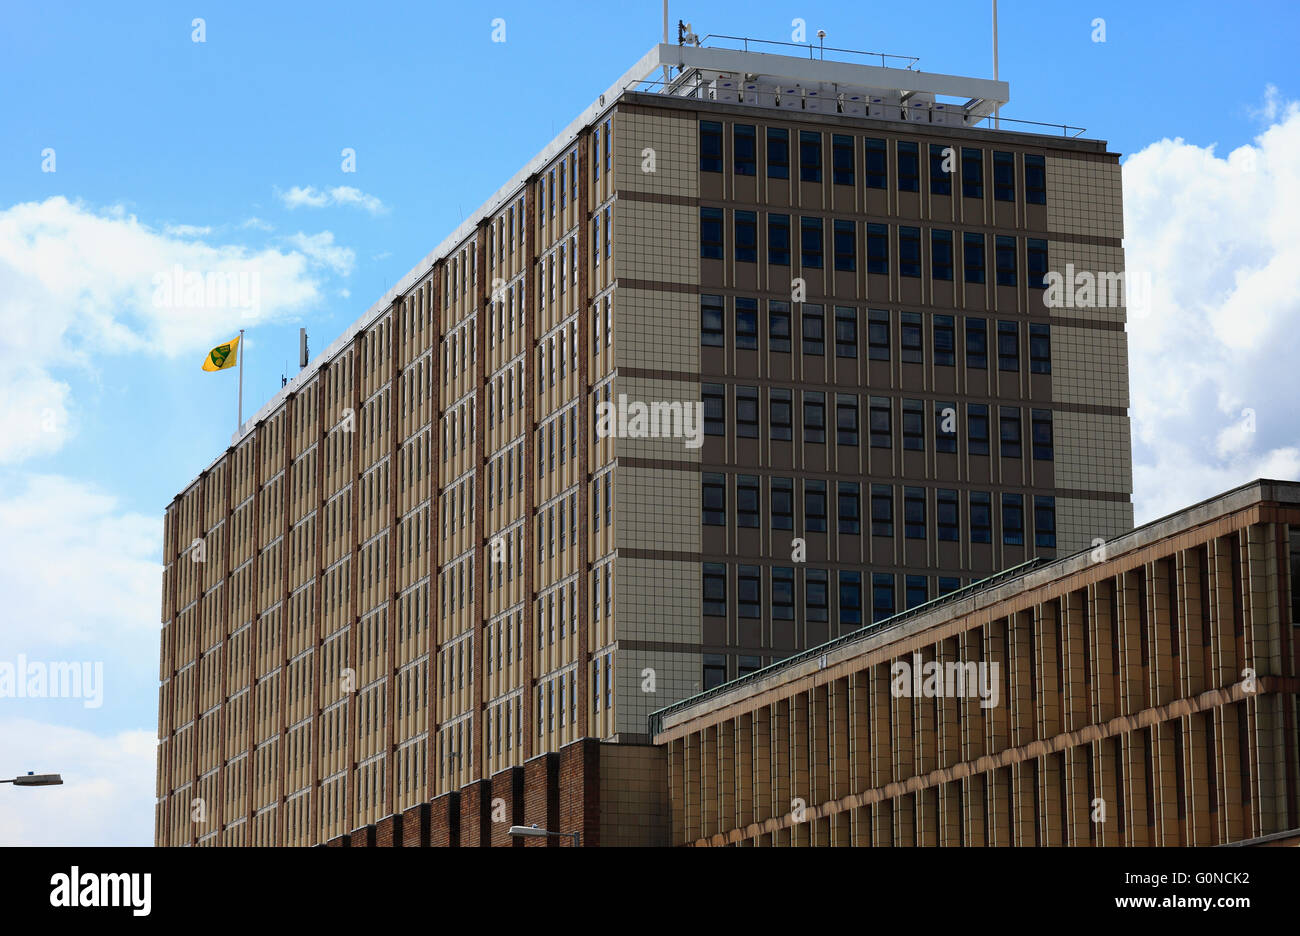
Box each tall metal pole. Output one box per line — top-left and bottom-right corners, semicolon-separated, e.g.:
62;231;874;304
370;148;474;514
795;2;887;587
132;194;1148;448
992;0;1000;129
662;0;669;87
237;328;245;431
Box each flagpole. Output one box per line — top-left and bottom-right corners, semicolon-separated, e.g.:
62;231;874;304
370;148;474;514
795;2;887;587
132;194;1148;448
237;328;245;431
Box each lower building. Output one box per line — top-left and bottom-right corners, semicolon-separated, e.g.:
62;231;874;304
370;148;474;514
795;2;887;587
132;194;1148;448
650;478;1300;846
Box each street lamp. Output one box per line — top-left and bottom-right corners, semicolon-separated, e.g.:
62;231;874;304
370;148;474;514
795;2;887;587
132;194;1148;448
2;772;63;787
507;824;580;846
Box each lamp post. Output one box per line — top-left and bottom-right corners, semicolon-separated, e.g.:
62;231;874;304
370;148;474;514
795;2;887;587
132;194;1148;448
1;772;63;787
507;824;580;846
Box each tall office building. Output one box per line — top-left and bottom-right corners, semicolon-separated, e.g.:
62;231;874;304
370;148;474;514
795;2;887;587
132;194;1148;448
155;40;1133;846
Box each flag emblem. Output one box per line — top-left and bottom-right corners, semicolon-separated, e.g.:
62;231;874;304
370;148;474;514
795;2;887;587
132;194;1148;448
202;336;240;372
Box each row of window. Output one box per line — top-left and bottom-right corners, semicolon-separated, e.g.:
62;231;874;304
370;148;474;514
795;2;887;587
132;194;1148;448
702;476;1057;547
701;212;1048;286
701;385;1055;459
702;298;1051;373
702;564;968;628
700;122;1047;203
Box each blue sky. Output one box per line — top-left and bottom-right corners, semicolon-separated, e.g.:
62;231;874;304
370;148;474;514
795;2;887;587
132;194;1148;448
1;0;1297;844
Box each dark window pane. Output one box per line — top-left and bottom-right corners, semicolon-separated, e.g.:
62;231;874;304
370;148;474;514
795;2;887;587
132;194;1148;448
700;121;723;173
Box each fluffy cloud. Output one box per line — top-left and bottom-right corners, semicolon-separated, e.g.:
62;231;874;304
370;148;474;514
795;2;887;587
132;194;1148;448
0;718;155;846
1124;92;1300;523
0;474;160;647
277;184;387;215
0;196;343;462
288;230;357;276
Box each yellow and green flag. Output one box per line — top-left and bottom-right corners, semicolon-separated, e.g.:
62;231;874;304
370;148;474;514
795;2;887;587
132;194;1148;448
202;336;240;372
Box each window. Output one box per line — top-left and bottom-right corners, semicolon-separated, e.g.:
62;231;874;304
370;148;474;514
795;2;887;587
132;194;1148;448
937;489;959;542
834;307;857;357
702;473;725;526
868;310;890;361
865;137;887;188
906;576;928;610
968;403;990;455
800;217;824;269
739;656;762;677
805;480;827;532
832;134;854;185
869;397;891;448
700;121;723;172
902;399;925;451
802;305;825;355
1000;406;1022;458
799;131;822;182
930;144;953;195
768;213;791;266
700;207;723;259
898;141;920;192
736;386;759;437
700;294;724;346
734;124;756;175
773;567;795;620
738;566;761;618
964;232;986;284
872;574;895;623
803;391;825;443
838;482;861;534
767;128;789;179
934;315;955;366
995;235;1017;286
993;151;1016;201
839;571;862;627
737;476;760;528
871;485;893;537
1032;409;1054;461
1003;493;1025;546
735;211;758;263
833;220;856;272
769;301;791;352
1025;154;1046;204
703;654;727;690
932;229;954;281
898;226;921;278
935;401;957;453
703;563;727;616
1029;323;1051;373
1027;238;1048;289
866;223;889;275
806;569;829;623
998;321;1019;371
971;492;992;544
900;312;922;363
703;383;725;435
966;317;987;369
939;577;961;596
735;298;758;349
1035;496;1057;548
836;394;859;445
770;388;792;440
961;147;983;198
904;487;926;539
771;477;794;530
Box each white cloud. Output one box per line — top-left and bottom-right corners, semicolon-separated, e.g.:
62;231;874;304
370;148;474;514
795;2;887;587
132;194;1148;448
277;184;387;215
164;223;212;237
1124;91;1300;523
0;718;155;846
0;196;342;462
240;216;274;231
287;231;356;277
0;474;160;647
